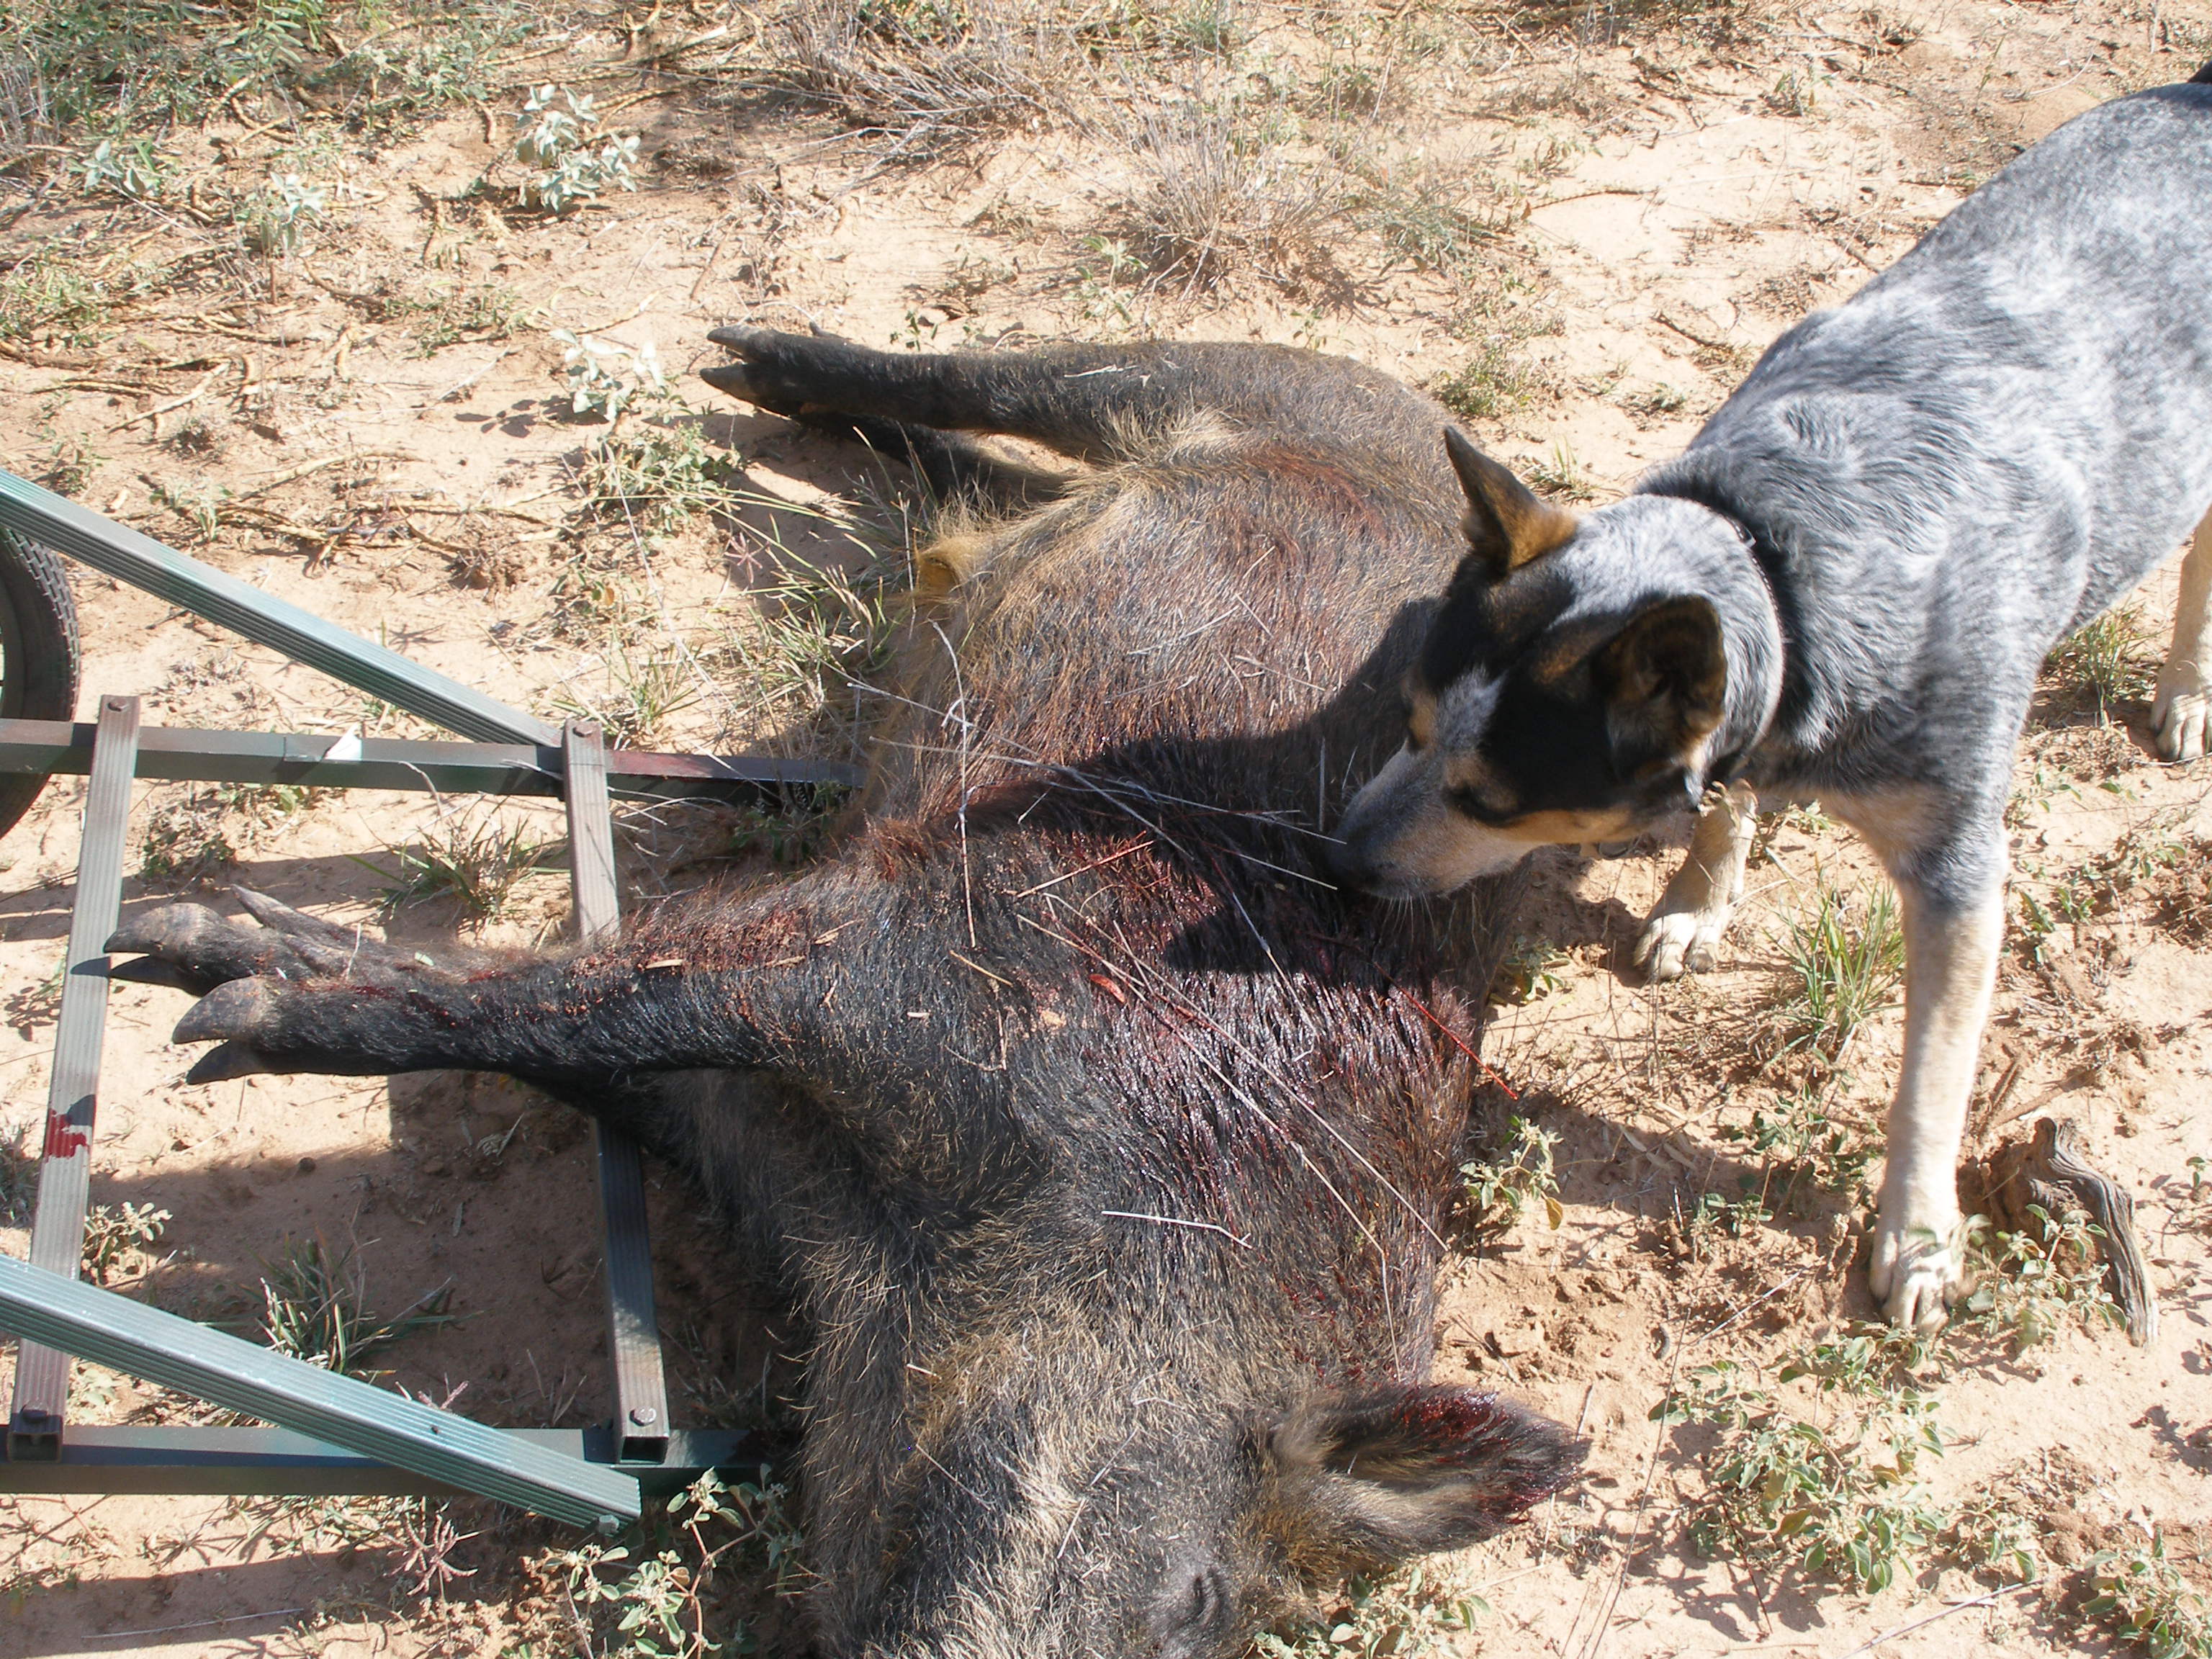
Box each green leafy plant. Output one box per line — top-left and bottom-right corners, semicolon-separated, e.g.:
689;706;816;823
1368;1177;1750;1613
1962;1205;2123;1352
2046;606;2156;714
552;1471;805;1657
1658;1357;1948;1594
358;812;555;922
81;1201;171;1285
1460;1115;1563;1234
2089;1534;2212;1659
238;173;327;255
513;84;639;213
1254;1563;1488;1658
557;330;666;422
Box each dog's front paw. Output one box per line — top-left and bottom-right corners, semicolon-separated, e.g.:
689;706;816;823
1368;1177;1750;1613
1867;1214;1967;1332
2153;661;2211;763
1632;903;1730;982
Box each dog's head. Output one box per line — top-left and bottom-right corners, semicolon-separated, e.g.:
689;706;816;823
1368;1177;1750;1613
1330;430;1765;899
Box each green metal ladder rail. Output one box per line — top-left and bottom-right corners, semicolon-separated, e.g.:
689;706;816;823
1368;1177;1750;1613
0;469;838;1519
0;701;786;1519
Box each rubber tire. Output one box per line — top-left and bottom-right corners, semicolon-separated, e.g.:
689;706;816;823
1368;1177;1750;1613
0;526;81;842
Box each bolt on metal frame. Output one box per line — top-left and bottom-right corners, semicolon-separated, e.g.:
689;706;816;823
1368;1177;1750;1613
0;469;843;1519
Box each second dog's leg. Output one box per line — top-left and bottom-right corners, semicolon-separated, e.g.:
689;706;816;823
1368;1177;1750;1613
2153;511;2212;762
1633;781;1757;981
1866;876;2005;1331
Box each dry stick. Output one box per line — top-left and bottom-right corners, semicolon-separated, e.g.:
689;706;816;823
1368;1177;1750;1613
1825;1583;2034;1659
108;365;227;434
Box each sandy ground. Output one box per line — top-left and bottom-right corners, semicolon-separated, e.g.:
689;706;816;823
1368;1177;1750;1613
1;1;2210;1655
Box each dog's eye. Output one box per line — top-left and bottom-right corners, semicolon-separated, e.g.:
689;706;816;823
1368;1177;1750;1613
1446;785;1510;824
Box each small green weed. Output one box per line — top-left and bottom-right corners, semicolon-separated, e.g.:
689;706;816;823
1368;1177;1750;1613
1961;1205;2123;1353
78;134;169;199
1523;440;1597;501
82;1200;171;1285
1460;1115;1563;1235
1659;1356;1947;1594
512;85;639;215
2046;606;2156;714
557;649;700;748
1777;880;1903;1061
359;812;555;921
1429;338;1543;422
405;282;528;354
255;1235;457;1380
1719;1082;1876;1208
1254;1563;1489;1658
1490;934;1570;1004
2089;1534;2212;1659
237;174;326;256
557;331;667;423
580;418;738;534
1;1118;37;1224
552;1471;805;1657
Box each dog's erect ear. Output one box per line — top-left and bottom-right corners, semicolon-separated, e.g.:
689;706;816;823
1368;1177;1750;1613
1442;428;1579;580
1266;1385;1583;1575
1595;596;1727;778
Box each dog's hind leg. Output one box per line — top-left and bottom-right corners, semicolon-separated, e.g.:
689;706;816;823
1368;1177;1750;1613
1865;871;2005;1331
1632;781;1757;981
2152;511;2212;762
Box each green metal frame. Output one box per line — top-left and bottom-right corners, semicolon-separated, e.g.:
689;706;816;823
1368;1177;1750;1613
0;477;829;1525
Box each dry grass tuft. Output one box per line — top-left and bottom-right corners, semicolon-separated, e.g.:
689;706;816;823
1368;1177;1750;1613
768;0;1066;163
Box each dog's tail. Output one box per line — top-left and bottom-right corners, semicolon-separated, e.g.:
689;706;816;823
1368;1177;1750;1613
2193;58;2212;84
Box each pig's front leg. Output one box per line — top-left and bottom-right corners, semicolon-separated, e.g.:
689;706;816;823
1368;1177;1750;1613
110;893;806;1088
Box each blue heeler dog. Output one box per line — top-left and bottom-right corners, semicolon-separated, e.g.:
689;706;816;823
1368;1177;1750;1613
1329;66;2212;1331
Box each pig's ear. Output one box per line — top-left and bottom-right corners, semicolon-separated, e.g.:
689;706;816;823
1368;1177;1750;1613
1267;1385;1583;1570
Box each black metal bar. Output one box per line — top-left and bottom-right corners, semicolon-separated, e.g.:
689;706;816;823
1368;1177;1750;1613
565;721;673;1466
0;467;562;747
9;695;140;1461
0;718;863;801
0;1426;772;1499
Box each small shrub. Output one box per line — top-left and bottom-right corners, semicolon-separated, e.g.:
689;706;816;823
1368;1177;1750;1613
580;418;737;532
513;84;639;213
81;1200;171;1285
557;330;666;422
1659;1357;1948;1595
1961;1205;2123;1353
359;812;555;922
78;134;168;199
1254;1563;1488;1658
1490;934;1570;1004
1;1118;37;1225
238;174;328;256
2089;1534;2212;1659
1719;1081;1876;1207
1460;1115;1563;1234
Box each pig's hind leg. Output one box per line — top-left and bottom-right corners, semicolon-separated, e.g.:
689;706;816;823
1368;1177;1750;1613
110;892;796;1091
703;325;1427;463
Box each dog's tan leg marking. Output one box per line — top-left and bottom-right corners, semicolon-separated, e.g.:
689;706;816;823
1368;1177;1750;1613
1866;881;2005;1332
1633;781;1758;981
2153;511;2212;763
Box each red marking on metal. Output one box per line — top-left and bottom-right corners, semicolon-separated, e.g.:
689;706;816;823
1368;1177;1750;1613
42;1113;89;1159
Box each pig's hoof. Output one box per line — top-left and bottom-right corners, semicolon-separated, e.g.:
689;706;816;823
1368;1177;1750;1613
174;976;284;1047
701;325;856;417
109;903;284;989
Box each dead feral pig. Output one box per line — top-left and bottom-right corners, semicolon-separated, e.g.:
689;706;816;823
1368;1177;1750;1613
112;331;1583;1658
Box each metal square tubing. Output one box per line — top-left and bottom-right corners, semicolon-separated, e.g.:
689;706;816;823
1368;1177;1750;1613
565;721;673;1465
8;696;140;1460
0;1255;639;1529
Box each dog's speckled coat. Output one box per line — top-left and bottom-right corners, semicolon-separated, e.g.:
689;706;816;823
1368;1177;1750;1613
1334;73;2212;1332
